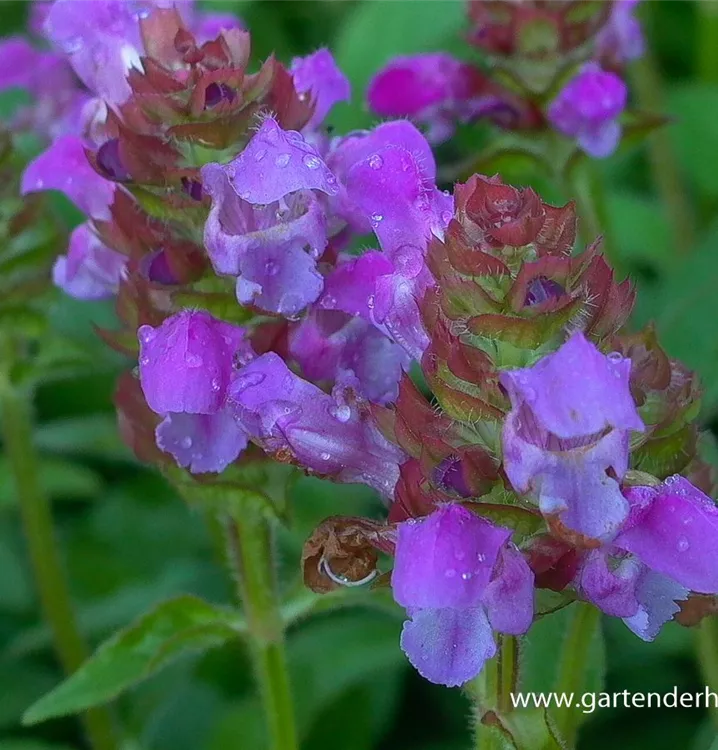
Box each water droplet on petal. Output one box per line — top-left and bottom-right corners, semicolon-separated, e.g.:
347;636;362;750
370;213;383;224
275;153;291;167
303;154;321;170
138;326;155;344
181;436;193;449
677;535;690;552
139;355;150;366
367;294;375;309
461;572;472;581
211;378;221;392
445;569;456;579
186;354;202;368
332;404;351;423
368;153;383;170
254;148;267;162
607;351;623;363
320;451;331;461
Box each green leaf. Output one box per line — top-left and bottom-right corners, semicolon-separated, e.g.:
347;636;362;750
332;0;465;132
633;220;718;413
666;82;718;199
23;596;242;725
0;742;77;750
0;456;102;508
34;415;133;462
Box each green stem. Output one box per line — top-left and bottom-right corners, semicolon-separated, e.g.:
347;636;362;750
631;51;695;255
697;1;718;85
554;602;601;746
696;615;718;729
564;159;611;256
470;635;517;750
0;380;116;750
225;508;298;750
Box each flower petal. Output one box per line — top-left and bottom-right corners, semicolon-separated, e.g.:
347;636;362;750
401;606;496;687
622;570;688;642
226;117;338;205
156;409;248;474
483;544;534;634
22;135;115;220
392;504;510;610
616;477;718;594
290;48;350;129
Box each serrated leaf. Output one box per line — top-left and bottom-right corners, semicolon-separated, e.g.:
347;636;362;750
23;595;242;725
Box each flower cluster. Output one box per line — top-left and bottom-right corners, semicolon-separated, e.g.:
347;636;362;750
368;0;644;158
5;0;716;696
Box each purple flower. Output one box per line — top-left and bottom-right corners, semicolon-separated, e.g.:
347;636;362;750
0;37;87;140
138;310;250;416
596;0;645;67
547;63;627;158
138;310;253;473
577;476;718;640
501;332;644;541
392;504;534;686
52;223;126;300
201;119;336;316
367;53;484;143
228;352;405;497
21;134;115;220
156;411;248;474
289;310;409;405
43;0;146;105
290;49;351;130
225;116;338;205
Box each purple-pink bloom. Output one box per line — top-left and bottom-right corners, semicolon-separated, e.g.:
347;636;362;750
596;0;645;67
52;222;126;300
201;123;333;316
501;332;644;541
392;504;533;686
226;117;338;205
547;63;627;158
21;134;115;220
228;352;405;497
289;310;408;405
156;410;248;474
367;53;485;143
290;49;351;130
577;475;718;641
43;0;146;105
138;310;250;416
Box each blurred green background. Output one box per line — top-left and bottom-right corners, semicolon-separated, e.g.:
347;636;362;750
1;1;718;749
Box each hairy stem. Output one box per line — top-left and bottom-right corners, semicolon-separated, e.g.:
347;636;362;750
0;379;116;750
697;616;718;729
470;635;518;750
554;602;601;746
225;508;298;750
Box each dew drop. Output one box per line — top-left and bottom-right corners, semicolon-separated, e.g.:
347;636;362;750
370;213;383;224
368;153;383;170
303;154;321;170
477;553;486;562
186;354;202;368
677;535;690;552
140;355;150;366
265;260;278;276
138;326;155;344
607;351;623;363
367;294;375;309
239;189;250;200
254;148;267;162
275;153;291;167
461;572;473;581
211;378;221;392
445;569;456;579
320;451;331;461
332;404;351;423
322;295;337;309
181;436;193;449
